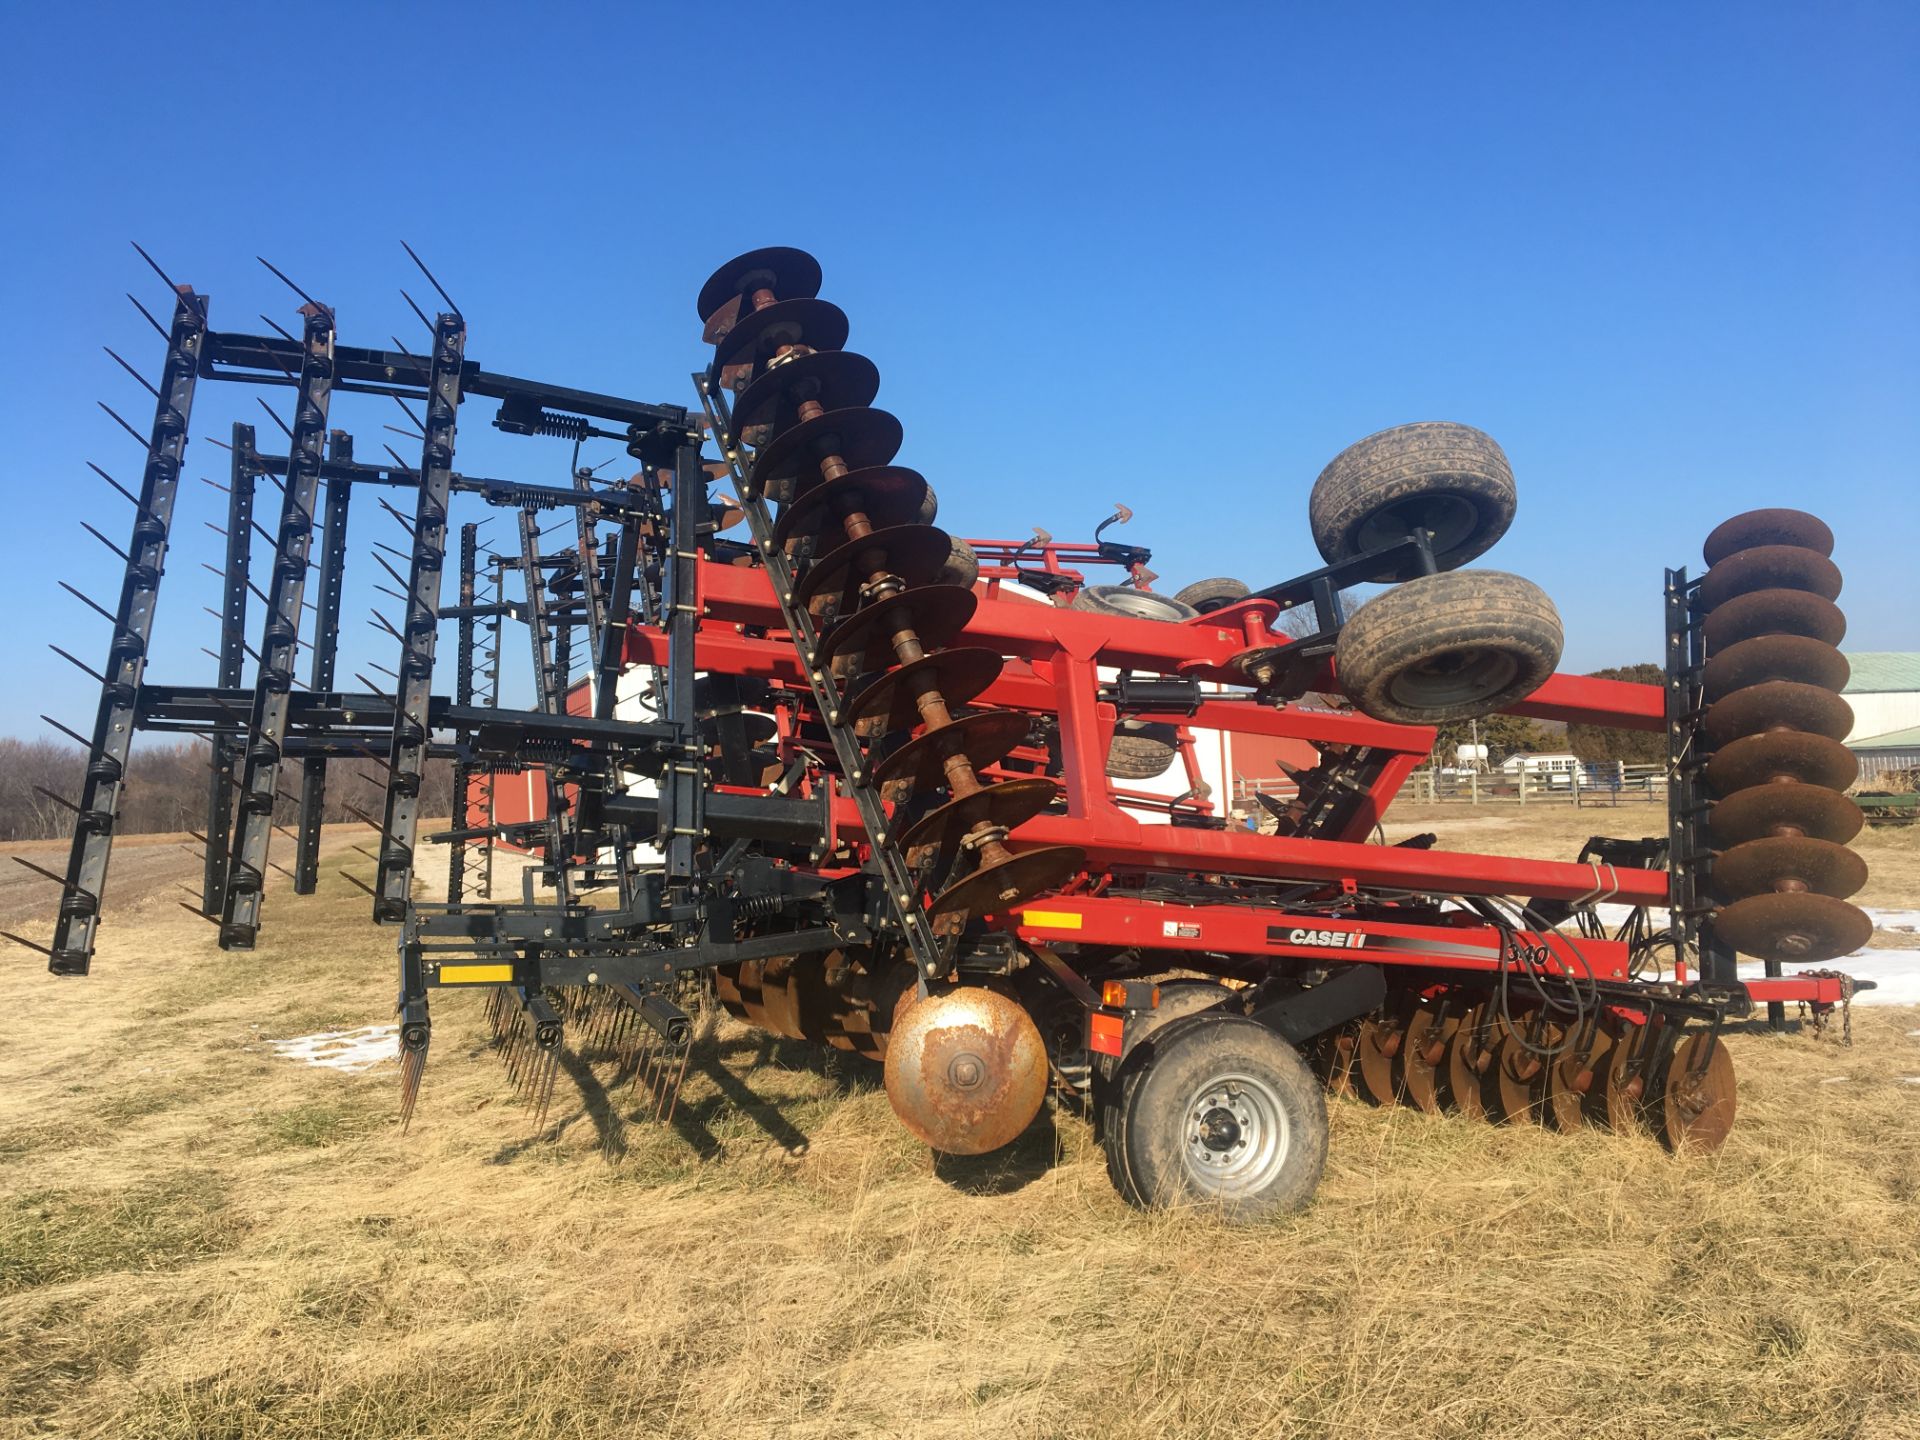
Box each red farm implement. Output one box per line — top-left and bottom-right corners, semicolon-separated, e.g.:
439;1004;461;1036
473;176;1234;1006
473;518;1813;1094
9;244;1873;1217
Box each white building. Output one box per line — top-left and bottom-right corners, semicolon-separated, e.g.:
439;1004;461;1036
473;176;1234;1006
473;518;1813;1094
1843;653;1920;783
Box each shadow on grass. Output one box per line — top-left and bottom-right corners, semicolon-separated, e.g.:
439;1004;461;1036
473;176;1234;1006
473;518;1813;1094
932;1108;1060;1196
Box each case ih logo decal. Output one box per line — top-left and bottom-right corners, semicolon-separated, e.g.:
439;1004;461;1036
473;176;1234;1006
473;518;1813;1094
1269;926;1368;949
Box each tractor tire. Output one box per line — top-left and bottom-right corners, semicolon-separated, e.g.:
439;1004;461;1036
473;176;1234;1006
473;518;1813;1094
1335;570;1562;724
1174;577;1252;614
1310;422;1516;582
1106;721;1179;780
1071;585;1199;624
936;535;979;589
1108;1014;1328;1218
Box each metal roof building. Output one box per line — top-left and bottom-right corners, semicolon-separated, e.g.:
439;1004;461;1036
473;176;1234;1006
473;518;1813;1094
1843;653;1920;782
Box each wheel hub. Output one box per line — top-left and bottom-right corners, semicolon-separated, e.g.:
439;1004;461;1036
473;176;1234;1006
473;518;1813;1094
1182;1076;1290;1191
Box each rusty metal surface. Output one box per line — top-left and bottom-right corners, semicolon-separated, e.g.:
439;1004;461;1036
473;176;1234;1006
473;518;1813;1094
900;776;1058;853
1705;730;1859;796
1702;586;1846;651
883;987;1048;1154
1709;784;1863;848
1702;508;1834;567
773;465;930;547
1711;835;1868;902
1659;1032;1738;1155
1713;891;1873;962
1702;634;1850;701
1702;680;1854;747
928;846;1087;922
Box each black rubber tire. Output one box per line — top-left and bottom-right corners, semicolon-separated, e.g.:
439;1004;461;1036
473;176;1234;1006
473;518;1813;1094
1106;721;1179;780
1071;585;1199;623
1334;570;1563;724
1173;577;1252;614
935;535;979;589
1110;1014;1328;1219
1310;422;1516;582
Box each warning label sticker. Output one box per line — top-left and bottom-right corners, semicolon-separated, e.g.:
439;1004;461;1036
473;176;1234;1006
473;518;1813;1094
1162;921;1201;940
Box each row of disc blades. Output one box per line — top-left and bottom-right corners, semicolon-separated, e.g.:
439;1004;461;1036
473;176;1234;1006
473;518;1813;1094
1694;509;1870;964
696;248;1063;1156
697;247;1083;925
1324;986;1736;1153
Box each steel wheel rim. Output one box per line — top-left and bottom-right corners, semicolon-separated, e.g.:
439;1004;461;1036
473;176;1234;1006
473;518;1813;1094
1182;1070;1291;1196
1388;645;1523;710
1356;492;1478;559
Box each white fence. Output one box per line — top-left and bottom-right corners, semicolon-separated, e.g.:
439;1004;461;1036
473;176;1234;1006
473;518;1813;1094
1403;763;1666;805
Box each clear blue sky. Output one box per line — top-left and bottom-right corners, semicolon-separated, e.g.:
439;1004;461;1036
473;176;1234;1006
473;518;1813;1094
1;2;1914;738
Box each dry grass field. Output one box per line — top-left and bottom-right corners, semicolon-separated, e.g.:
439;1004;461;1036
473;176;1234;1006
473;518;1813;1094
3;817;1919;1440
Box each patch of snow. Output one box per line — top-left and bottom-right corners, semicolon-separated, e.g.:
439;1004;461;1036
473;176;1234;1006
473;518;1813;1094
1736;951;1920;1009
1818;1076;1852;1085
271;1024;397;1073
1864;908;1920;933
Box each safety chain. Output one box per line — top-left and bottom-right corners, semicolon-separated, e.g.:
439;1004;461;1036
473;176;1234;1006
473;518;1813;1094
1796;969;1855;1047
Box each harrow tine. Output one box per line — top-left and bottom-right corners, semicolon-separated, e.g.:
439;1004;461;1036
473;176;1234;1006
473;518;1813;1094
337;871;378;898
12;855;71;888
1;930;57;958
398;1029;430;1133
399;288;435;336
660;1045;693;1127
88;462;159;518
126;291;171;341
60;581;121;628
79;523;129;562
103;345;162;400
97;400;155;451
400;241;463;321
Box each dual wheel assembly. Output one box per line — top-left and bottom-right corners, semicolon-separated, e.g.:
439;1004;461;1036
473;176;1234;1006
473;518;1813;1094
1695;508;1871;965
1328;986;1736;1154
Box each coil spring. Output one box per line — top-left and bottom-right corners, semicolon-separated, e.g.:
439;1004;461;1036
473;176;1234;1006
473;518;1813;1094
735;893;786;922
531;409;592;441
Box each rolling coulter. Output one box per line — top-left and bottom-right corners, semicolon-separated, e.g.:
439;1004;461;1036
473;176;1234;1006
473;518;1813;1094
10;245;1875;1218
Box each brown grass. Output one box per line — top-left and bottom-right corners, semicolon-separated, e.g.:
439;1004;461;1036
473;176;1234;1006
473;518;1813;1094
2;822;1918;1439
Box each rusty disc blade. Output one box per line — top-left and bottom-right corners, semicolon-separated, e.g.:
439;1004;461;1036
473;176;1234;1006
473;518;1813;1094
814;584;978;671
697;246;823;324
1400;1005;1457;1114
1709;784;1863;848
883;987;1049;1154
773;465;930;547
1355;1014;1408;1107
748;405;902;497
1491;1016;1559;1124
1444;1003;1495;1121
1319;1026;1360;1098
1699;544;1842;612
1659;1032;1737;1155
1601;1019;1654;1135
1703;508;1834;567
731;959;774;1030
757;954;806;1040
792;523;953;611
900;776;1059;852
929;845;1086;921
1702;587;1846;651
1705;730;1859;796
731;348;879;445
1711;835;1867;902
711;296;849;378
712;964;750;1022
1714;891;1872;963
1703;634;1849;702
873;710;1035;796
1703;681;1853;747
845;647;1007;731
1545;1023;1612;1133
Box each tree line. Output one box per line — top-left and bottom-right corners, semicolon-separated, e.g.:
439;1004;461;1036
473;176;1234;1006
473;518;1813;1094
0;736;452;843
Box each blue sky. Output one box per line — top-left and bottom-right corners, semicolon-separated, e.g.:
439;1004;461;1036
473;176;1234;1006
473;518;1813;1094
1;2;1914;737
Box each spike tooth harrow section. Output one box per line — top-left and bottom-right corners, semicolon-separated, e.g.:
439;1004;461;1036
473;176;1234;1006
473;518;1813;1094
9;244;1872;1214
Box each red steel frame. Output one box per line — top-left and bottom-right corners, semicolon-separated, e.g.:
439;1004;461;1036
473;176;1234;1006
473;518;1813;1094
618;553;1849;1009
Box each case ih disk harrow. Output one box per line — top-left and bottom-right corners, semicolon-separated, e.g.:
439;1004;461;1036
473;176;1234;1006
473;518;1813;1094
10;245;1874;1218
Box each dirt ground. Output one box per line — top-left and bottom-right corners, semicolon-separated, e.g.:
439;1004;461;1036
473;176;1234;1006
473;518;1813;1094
2;818;1917;1440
